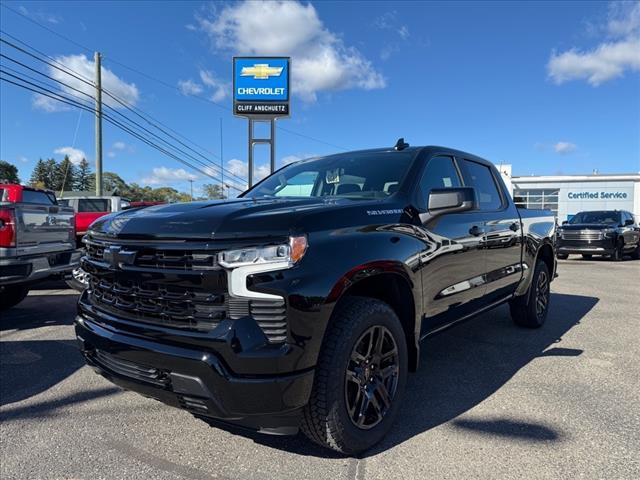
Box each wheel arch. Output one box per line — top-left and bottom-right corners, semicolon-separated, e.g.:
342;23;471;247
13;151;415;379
326;265;420;372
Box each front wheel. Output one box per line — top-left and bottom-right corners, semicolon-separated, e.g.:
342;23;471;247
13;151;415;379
301;296;408;455
0;285;30;311
611;239;624;261
631;243;640;260
557;253;568;260
509;260;551;328
581;254;592;259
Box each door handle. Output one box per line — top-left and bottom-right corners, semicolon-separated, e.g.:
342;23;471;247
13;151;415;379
469;225;486;237
509;222;520;232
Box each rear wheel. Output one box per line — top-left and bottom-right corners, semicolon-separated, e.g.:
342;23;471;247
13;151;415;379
557;253;568;260
509;260;550;328
581;254;592;259
0;285;30;311
301;296;408;455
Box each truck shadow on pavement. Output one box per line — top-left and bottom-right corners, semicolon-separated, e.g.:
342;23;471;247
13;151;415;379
0;291;79;332
230;292;598;458
0;339;86;406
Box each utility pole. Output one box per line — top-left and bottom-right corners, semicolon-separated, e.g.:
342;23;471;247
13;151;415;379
94;51;103;196
189;179;194;201
219;118;224;199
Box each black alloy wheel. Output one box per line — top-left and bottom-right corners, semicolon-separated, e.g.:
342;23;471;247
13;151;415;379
344;325;399;430
534;269;550;322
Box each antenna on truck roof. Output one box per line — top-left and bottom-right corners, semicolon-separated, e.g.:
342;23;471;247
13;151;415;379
394;138;409;151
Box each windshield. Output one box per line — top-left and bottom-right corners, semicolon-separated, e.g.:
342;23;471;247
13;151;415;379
242;151;415;200
568;211;620;225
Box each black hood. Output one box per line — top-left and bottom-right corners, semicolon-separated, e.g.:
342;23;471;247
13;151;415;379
89;196;403;240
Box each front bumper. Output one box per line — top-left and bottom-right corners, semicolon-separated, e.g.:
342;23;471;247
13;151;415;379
557;238;615;256
75;303;315;434
0;249;81;285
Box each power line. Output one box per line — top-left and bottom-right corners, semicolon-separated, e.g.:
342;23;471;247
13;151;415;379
0;32;249;186
0;72;244;191
0;6;351;151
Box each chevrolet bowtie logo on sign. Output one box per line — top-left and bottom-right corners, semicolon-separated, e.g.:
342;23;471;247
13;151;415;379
233;57;290;117
240;64;284;80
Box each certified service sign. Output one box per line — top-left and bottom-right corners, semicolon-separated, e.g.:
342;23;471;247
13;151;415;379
233;57;290;117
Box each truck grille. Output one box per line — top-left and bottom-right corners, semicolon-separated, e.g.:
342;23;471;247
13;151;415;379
83;237;288;342
86;240;217;271
561;230;603;241
89;276;226;331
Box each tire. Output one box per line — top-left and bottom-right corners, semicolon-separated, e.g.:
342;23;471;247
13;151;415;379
631;243;640;260
581;254;592;259
557;253;568;260
0;285;30;311
509;260;550;328
612;239;624;261
65;266;89;292
301;296;408;455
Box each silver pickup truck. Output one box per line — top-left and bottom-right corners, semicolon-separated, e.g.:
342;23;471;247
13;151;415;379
0;184;81;310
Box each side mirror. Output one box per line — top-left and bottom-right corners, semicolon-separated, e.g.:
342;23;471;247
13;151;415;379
624;219;634;226
428;187;477;216
562;220;569;225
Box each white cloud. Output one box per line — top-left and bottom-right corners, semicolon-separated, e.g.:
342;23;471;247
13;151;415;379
199;70;229;102
281;153;316;165
177;70;229;102
554;142;577;154
606;1;640;37
33;54;139;112
54;146;87;165
196;0;385;102
106;141;131;159
18;5;62;24
177;79;204;96
18;156;29;163
547;2;640;86
141;167;198;185
548;39;640;86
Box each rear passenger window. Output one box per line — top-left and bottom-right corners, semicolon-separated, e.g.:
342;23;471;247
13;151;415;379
460;160;503;211
78;199;110;212
418;156;462;206
21;190;56;205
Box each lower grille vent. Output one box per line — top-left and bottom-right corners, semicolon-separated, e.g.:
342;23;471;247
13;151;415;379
251;299;287;343
93;349;168;387
178;395;209;413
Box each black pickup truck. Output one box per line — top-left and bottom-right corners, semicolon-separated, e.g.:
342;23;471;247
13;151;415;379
557;210;640;260
75;143;556;454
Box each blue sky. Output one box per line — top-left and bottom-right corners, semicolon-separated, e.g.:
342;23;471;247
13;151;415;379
1;0;639;196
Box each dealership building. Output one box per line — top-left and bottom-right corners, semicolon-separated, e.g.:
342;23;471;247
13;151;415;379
506;171;640;222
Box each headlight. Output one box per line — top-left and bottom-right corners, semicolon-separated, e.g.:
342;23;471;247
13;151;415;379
218;235;308;268
603;229;616;238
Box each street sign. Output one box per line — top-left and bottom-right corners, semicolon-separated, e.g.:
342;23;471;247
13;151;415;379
233;57;290;117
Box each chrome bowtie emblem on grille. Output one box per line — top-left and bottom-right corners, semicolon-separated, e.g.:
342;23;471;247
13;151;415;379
103;245;136;269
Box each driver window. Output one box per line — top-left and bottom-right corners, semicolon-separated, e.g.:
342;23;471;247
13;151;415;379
273;171;318;197
418;156;461;207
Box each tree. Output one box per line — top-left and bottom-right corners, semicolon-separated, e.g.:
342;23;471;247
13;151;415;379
44;159;58;189
75;158;94;191
52;155;76;193
0;160;20;183
30;159;52;188
102;171;127;193
202;183;224;200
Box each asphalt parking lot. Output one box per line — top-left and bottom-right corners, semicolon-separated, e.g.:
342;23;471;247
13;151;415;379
1;258;639;480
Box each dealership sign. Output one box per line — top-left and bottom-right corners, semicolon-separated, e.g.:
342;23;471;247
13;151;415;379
567;191;629;200
233;57;290;117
